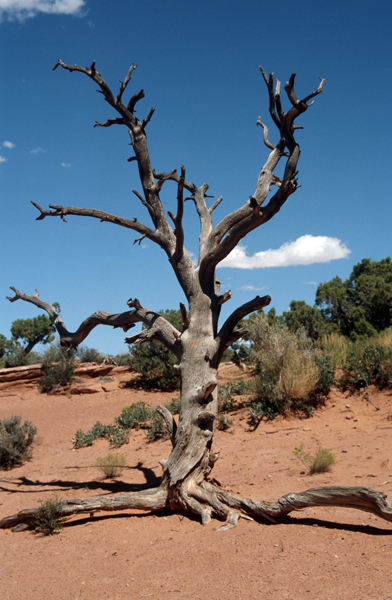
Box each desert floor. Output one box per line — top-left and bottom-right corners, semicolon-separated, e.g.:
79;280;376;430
1;364;392;600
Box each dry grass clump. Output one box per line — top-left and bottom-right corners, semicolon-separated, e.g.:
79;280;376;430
293;443;336;474
247;316;334;420
95;453;127;478
317;332;349;369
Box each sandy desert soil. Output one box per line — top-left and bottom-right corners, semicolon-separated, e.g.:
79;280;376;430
1;364;392;600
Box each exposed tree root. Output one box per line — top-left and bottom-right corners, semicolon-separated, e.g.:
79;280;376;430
1;482;391;533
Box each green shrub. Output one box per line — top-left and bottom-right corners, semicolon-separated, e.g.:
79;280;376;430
72;421;128;449
39;344;75;393
34;497;67;535
146;412;168;441
76;346;103;363
0;415;37;469
114;402;152;429
293;443;336;474
218;380;249;413
165;397;181;415
72;402;169;448
95;453;127;478
127;309;182;390
341;344;392;390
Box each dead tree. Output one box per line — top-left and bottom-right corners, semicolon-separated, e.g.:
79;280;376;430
2;61;391;533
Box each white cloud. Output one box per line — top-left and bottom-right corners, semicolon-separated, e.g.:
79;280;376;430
0;0;85;21
304;281;317;285
0;155;7;163
219;235;351;269
61;162;71;167
3;140;15;148
30;147;45;154
238;285;266;291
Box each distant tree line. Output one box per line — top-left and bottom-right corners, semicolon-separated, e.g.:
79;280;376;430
266;257;392;341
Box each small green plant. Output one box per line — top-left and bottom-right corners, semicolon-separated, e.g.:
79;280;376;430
165;397;181;415
114;402;152;429
216;413;233;432
218;380;249;412
95;453;127;478
34;497;67;535
72;421;128;449
39;344;75;393
146;412;168;441
72;402;169;449
293;443;336;474
341;344;392;390
0;415;37;469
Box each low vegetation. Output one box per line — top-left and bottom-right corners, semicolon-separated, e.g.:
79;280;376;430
0;415;37;470
95;453;127;478
72;401;168;449
293;443;336;474
34;497;67;535
39;344;75;393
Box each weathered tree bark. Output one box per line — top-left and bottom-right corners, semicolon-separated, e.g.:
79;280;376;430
3;61;391;533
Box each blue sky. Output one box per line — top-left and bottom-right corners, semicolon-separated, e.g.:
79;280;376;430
1;0;391;355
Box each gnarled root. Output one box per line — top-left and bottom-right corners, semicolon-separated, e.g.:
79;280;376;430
1;482;391;533
0;486;168;532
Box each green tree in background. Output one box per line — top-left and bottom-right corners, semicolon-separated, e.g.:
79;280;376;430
316;258;392;339
10;303;61;356
281;300;327;340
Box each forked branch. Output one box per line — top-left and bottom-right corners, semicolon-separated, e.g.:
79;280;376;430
6;288;182;356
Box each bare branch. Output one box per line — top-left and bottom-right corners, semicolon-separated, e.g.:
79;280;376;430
156;405;177;447
216;295;271;355
54;60;175;250
209;196;223;214
142;107;155;130
117;63;137;103
124;309;182;357
6;288;181;357
179;302;189;329
168;165;185;260
259;66;280;129
94;117;125;128
31;201;163;246
127;89;145;113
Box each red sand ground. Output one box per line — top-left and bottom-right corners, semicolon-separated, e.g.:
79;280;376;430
1;364;392;600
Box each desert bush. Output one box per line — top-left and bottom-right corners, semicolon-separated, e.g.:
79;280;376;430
341;344;392;390
146;412;168;441
72;402;169;449
95;453;127;478
317;332;349;369
218;380;249;413
127;309;182;390
374;326;392;350
39;344;75;393
113;353;133;367
34;497;67;535
293;443;336;474
0;415;37;469
216;413;233;432
165;397;181;415
246;316;334;421
72;421;128;449
114;402;152;430
76;346;103;363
